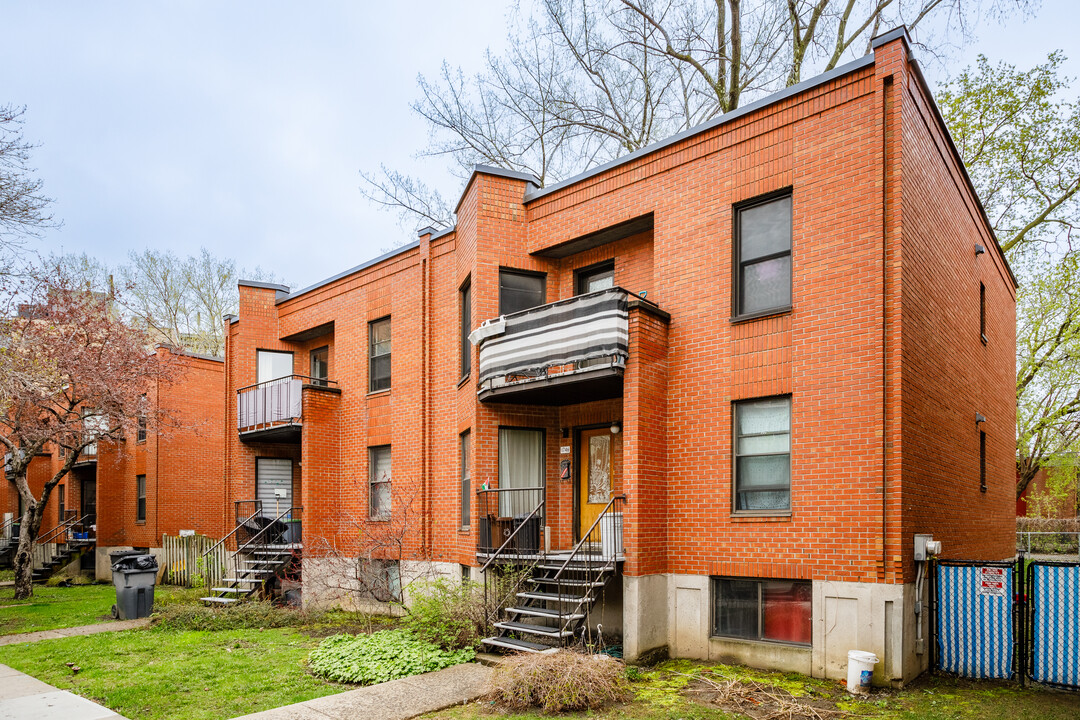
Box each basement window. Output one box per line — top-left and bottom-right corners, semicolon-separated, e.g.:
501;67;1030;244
712;577;811;645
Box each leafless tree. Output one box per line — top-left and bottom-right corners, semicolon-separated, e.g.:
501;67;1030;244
363;0;1032;231
0;104;58;270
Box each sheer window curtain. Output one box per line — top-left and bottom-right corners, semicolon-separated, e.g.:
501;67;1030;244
498;428;543;516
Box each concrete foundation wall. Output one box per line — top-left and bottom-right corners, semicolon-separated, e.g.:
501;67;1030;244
624;573;927;686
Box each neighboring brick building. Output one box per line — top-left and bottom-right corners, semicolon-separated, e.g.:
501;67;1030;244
221;28;1015;685
2;346;226;579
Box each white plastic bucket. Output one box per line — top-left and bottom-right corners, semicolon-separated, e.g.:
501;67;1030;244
599;512;623;558
846;650;878;694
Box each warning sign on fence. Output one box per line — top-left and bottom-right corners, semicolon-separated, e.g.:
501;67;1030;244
977;567;1007;597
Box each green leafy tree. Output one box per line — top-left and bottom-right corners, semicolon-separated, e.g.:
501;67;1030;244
938;53;1080;499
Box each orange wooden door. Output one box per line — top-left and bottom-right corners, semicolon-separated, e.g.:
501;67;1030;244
579;427;616;540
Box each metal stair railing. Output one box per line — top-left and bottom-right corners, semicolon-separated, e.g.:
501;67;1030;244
35;510;80;546
478;487;545;633
202;501;263;595
211;506;302;600
552;495;626;643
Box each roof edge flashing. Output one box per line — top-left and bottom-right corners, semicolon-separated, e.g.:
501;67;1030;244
870;26;912;53
238;279;290;293
276;240;423;305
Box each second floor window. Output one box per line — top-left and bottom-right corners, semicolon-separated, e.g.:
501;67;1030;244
460;279;472;379
576;260;615;294
499;269;545;315
257;350;293;383
735;193;792;317
369;318;391;392
310;346;329;386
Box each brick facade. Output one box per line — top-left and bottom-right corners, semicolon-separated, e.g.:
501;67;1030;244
221;30;1015;683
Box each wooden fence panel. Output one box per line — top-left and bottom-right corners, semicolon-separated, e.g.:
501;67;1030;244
161;534;224;588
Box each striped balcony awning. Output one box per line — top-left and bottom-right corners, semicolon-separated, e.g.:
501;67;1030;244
476;289;629;393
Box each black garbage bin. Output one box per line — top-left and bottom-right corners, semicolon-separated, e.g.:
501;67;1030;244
513;514;541;553
110;552;158;620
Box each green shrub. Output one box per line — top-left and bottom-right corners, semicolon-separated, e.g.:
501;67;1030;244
308;629;475;684
404;577;486;650
489;650;631;713
151;601;310;631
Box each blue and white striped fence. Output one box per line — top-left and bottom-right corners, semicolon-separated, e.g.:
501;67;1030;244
935;562;1014;679
1030;563;1080;687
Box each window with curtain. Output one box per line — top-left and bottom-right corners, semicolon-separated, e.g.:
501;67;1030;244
498;428;544;516
713;577;811;645
734;397;791;512
257;350;293;383
460;430;471;528
369;318;391;392
369;446;391;520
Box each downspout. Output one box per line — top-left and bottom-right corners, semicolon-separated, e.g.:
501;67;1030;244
881;74;894;580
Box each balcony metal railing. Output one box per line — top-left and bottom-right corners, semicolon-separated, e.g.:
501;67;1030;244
237;375;337;432
476;486;545;558
473;288;630;398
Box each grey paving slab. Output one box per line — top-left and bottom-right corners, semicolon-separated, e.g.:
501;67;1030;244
0;690;124;720
0;664;128;720
231;662;493;720
0;619;149;646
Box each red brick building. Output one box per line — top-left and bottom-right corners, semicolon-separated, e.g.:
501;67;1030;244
2;347;226;579
221;28;1015;684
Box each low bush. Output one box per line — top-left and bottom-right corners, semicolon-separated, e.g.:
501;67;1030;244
308;629;475;684
404;577;486;650
489;649;631;713
151;601;310;631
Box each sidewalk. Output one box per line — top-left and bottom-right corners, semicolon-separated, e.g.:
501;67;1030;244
0;663;129;720
0;619;150;647
231;661;493;720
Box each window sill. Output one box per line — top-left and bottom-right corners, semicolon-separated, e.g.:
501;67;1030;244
366;389;391;399
730;307;792;325
730;513;792;522
135;521;146;526
458;526;472;533
981;334;988;345
457;374;471;389
710;634;811;650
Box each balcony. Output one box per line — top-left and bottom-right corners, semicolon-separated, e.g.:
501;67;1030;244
474;288;630;405
237;375;338;443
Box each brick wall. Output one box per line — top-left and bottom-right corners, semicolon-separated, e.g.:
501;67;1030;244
221;34;1015;590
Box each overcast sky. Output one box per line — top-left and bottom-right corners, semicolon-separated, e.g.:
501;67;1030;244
2;1;1077;290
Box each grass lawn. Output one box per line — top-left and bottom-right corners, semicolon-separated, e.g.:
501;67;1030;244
0;625;350;720
424;659;1080;720
0;582;202;636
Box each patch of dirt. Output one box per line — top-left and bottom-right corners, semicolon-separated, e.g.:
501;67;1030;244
684;671;853;720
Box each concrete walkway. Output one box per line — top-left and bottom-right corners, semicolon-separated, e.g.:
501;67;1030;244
0;663;129;720
231;662;493;720
0;619;150;647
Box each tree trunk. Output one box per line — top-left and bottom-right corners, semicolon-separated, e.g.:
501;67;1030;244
12;500;44;600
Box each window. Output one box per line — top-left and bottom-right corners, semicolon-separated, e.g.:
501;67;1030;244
369;318;391;392
734;193;792;317
980;431;987;493
498;427;544;516
980;282;987;344
257;350;293;383
576;260;615;295
369;446;391;520
460;279;472;378
499;269;546;315
713;577;811;645
136;475;146;522
460;430;471;528
137;415;147;443
734;397;791;513
58;485;65;520
310;346;329;386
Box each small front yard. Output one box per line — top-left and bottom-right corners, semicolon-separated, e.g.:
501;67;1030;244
0;582;201;636
425;659;1080;720
0;625;350;720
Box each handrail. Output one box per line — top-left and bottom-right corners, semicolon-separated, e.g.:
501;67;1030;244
552;494;626;581
202;505;264;558
236;374;338;394
479;498;545;574
36;512;84;546
235;506;302;554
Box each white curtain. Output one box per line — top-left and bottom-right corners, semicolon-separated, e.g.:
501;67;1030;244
498;428;543;516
